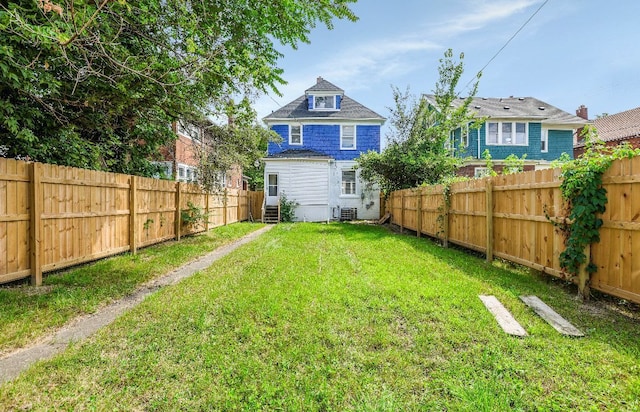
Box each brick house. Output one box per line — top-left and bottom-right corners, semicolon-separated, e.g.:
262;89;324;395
574;105;640;157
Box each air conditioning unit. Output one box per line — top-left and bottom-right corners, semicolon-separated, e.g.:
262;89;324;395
340;208;357;221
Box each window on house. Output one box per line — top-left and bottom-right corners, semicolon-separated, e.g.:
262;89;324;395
342;170;356;195
314;95;335;109
487;122;499;144
290;125;302;145
186;168;192;181
178;167;185;179
341;125;356;149
268;174;278;197
445;131;453;152
541;129;548;152
474;167;491;178
486;122;528;145
462;124;469;147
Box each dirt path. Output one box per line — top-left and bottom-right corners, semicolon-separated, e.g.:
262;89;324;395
0;225;273;384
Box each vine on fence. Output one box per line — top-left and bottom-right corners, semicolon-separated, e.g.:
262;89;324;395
181;201;209;229
550;126;640;279
435;176;469;243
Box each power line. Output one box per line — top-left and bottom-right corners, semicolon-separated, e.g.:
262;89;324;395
463;0;550;92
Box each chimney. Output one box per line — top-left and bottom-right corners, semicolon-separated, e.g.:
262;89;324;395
576;105;588;120
317;76;323;84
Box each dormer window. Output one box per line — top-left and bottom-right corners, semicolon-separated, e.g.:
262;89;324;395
315;95;335;110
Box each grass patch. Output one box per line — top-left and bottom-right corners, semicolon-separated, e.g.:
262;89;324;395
0;223;265;356
1;223;639;410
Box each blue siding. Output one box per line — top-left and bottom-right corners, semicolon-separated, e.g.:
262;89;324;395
336;95;341;110
453;122;573;161
307;96;313;110
267;124;380;160
546;130;574;160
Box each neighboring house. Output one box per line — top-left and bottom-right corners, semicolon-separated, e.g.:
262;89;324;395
262;77;385;222
574;105;640;157
158;121;246;189
425;95;588;177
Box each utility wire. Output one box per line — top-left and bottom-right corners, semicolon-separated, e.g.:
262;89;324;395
463;0;550;92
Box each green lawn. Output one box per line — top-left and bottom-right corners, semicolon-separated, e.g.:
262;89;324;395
1;223;639;410
0;222;265;357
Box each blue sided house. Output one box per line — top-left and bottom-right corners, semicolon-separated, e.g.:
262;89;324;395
262;77;386;222
424;95;589;177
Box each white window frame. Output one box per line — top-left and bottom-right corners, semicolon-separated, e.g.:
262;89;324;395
445;131;453;152
313;95;335;110
341;125;356;150
486;121;528;146
474;167;491;178
541;128;549;153
289;124;302;145
341;169;357;196
462;124;469;147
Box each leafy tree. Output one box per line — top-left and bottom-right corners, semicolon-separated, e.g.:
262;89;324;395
356;49;481;194
0;0;357;175
188;99;281;192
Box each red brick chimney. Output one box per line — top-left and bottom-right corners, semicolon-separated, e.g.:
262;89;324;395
576;105;588;120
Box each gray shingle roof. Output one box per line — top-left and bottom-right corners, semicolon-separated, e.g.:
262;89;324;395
305;77;344;93
263;78;385;122
264;95;385;122
265;149;331;159
424;95;588;126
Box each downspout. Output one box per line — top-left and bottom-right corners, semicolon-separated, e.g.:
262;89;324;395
477;127;481;159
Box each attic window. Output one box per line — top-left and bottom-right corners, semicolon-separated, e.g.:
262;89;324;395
314;95;335;110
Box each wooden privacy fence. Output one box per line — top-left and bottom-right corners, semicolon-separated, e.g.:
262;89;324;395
387;157;640;305
0;158;258;286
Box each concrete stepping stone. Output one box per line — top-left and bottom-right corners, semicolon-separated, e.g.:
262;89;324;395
520;295;584;337
479;295;527;337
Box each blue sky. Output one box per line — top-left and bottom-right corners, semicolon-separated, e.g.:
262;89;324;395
255;0;640;139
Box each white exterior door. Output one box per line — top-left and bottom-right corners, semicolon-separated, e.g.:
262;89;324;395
266;173;279;206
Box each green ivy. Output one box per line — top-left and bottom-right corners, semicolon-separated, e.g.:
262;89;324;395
553;126;640;277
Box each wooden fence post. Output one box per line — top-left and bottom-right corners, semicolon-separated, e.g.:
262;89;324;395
129;175;137;255
400;192;405;233
577;245;591;300
416;189;422;238
223;188;228;226
237;191;242;222
175;182;182;241
29;162;42;286
205;190;210;232
486;179;494;262
442;190;449;248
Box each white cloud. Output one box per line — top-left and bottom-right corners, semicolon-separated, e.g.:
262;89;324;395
429;0;543;38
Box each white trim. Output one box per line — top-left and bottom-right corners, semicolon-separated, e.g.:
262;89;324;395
486;121;529;146
462;124;469;147
340;124;357;150
289;124;302;145
264;118;384;125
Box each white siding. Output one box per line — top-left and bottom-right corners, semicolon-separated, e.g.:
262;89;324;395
264;160;330;221
264;158;381;222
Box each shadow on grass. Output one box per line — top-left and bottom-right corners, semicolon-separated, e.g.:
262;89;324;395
286;221;640;359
